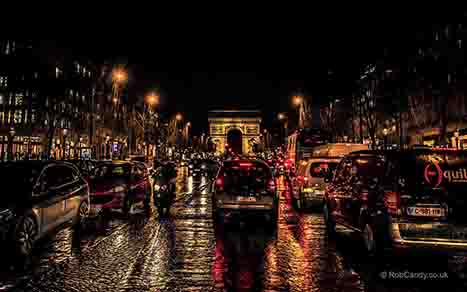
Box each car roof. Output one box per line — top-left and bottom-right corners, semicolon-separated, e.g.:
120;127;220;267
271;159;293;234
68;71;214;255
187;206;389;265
96;160;131;166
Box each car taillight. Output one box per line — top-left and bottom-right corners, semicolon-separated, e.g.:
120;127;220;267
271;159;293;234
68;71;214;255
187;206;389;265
268;179;276;192
215;177;224;192
384;191;400;215
303;177;309;182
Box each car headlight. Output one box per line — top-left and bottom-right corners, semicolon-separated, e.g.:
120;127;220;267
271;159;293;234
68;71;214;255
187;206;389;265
154;184;161;192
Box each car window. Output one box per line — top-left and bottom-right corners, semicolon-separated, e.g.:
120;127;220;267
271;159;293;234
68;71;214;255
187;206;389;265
93;164;130;179
222;161;272;193
309;162;338;178
41;166;66;189
350;156;386;185
334;158;352;183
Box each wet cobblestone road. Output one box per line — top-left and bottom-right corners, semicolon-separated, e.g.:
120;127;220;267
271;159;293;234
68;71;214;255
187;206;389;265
2;168;467;291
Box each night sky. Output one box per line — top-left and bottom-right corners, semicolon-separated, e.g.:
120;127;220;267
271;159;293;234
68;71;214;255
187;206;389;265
58;8;445;133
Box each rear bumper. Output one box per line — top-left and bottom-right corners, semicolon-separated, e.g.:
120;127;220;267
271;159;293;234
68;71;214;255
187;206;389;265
389;222;467;256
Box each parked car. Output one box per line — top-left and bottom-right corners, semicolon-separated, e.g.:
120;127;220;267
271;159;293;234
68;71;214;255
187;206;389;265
88;161;151;216
0;161;89;259
293;157;340;210
213;159;277;225
323;149;467;257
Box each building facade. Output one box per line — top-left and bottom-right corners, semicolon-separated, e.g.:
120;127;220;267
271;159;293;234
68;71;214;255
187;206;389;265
0;40;129;160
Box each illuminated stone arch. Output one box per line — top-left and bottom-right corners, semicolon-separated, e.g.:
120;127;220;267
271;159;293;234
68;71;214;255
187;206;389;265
208;110;262;155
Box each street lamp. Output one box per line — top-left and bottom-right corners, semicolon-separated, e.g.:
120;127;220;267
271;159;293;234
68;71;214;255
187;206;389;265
293;95;303;106
277;113;288;146
176;113;183;121
278;113;286;121
146;92;159;107
112;68;127;84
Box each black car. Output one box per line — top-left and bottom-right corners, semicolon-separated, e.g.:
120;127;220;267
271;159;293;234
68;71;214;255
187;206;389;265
324;149;467;257
0;161;90;259
213;159;278;225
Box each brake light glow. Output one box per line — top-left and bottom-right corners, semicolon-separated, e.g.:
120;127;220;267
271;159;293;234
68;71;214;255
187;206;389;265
384;191;400;215
215;177;224;191
303;177;309;182
239;162;252;167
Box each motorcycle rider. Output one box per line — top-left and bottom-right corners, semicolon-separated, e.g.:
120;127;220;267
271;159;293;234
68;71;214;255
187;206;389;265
152;161;177;217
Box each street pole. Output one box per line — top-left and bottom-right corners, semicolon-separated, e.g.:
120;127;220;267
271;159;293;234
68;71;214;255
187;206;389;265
89;86;95;159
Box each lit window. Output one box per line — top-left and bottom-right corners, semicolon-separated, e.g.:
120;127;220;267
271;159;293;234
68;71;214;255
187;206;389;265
69;89;73;96
4;41;9;55
0;76;7;87
88;71;91;77
31;110;36;123
15;93;23;106
83;67;86;76
82;95;85;102
55;67;60;78
0;94;3;104
7;111;11;124
76;63;80;73
34;72;39;79
14;110;22;124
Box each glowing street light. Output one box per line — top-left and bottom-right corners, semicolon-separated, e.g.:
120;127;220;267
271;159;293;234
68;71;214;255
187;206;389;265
277;113;286;120
112;68;127;84
293;95;303;106
186;121;191;127
176;113;183;121
146;92;159;106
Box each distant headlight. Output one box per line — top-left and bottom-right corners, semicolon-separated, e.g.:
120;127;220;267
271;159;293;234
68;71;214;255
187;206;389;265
154;184;161;192
201;164;206;169
189;164;193;169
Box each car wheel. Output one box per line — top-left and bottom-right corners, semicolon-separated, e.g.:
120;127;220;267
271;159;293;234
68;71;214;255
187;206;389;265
323;203;336;238
13;215;37;259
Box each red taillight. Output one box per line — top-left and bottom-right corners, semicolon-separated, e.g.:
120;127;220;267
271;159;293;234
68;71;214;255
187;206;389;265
303;177;309;182
384;191;400;215
268;179;276;192
215;177;224;191
239;162;252;167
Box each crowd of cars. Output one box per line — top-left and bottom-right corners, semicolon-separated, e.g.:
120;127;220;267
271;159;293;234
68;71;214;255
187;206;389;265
287;143;467;260
4;144;467;265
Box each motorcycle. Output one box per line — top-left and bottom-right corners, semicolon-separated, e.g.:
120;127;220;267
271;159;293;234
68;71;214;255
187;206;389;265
153;182;175;217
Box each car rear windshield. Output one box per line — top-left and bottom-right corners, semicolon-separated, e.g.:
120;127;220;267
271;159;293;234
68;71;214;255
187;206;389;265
222;161;272;194
309;162;338;178
93;164;130;179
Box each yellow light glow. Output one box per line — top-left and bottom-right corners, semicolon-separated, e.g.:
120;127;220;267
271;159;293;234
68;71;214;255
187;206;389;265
112;68;127;83
146;93;159;106
176;113;183;121
278;113;286;120
293;95;303;106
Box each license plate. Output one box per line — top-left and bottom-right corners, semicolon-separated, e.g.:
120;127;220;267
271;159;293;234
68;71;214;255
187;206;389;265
237;196;256;202
407;207;445;217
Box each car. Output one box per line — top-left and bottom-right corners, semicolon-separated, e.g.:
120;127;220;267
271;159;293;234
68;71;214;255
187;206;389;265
293;157;340;210
323;149;467;257
88;160;151;216
0;161;89;259
213;159;278;225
